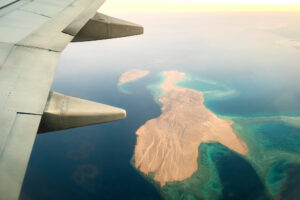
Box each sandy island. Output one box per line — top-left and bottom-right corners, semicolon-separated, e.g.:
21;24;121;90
134;71;248;186
119;69;149;84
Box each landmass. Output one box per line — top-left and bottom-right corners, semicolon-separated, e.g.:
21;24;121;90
134;71;248;186
119;69;149;84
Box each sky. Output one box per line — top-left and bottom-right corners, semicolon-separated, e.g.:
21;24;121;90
101;0;300;12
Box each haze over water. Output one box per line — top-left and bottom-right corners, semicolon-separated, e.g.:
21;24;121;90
21;12;300;199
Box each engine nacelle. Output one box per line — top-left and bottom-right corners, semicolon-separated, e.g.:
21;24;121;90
38;92;126;133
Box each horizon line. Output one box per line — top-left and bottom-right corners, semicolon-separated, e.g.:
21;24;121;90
101;3;300;12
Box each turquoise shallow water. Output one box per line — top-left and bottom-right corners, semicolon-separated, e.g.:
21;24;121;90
134;71;300;200
248;122;300;153
21;13;300;200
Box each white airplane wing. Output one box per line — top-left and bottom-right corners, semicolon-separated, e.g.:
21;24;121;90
0;0;143;199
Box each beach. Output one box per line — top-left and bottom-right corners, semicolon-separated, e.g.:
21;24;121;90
134;71;248;186
119;69;149;84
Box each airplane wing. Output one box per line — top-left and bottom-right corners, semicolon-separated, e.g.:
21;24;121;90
0;0;143;199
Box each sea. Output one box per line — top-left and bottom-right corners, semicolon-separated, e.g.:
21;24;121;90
20;12;300;200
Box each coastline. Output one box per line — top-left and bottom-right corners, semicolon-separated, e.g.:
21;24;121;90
134;70;248;186
118;69;150;94
129;70;300;199
119;69;149;85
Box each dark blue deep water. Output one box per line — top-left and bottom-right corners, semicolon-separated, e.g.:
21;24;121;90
21;13;300;200
215;147;268;200
21;74;163;200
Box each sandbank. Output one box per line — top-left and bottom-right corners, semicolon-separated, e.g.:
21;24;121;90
119;69;149;84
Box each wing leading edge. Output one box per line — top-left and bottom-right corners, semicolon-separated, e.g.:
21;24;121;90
0;0;143;199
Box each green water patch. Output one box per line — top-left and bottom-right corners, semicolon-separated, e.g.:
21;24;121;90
229;116;300;162
265;160;291;197
280;164;300;199
250;122;300;153
146;71;237;106
159;143;269;200
118;82;131;94
141;71;300;199
146;72;167;105
175;73;237;101
130;143;223;200
230;117;300;198
131;143;224;200
160;143;223;200
118;71;150;94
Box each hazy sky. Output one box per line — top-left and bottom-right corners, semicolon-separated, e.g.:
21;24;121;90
101;0;300;12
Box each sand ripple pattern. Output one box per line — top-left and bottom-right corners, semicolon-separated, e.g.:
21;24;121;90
134;71;248;186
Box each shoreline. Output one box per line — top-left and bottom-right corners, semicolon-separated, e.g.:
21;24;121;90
119;69;149;85
134;70;248;186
